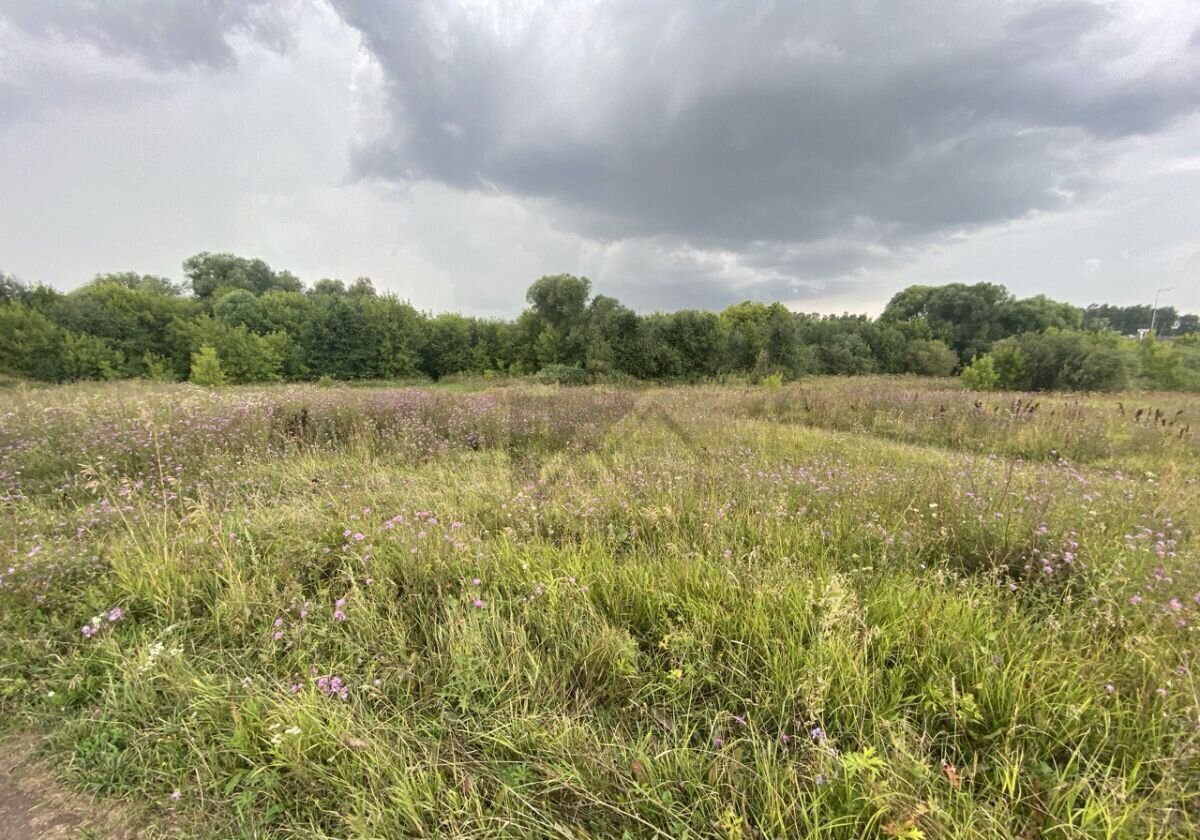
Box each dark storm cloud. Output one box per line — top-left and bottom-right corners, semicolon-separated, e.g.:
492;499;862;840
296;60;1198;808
330;0;1200;265
0;0;298;70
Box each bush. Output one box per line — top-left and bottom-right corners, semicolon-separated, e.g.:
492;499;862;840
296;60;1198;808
967;330;1141;393
0;302;66;381
990;342;1031;389
60;332;125;381
189;345;227;386
534;364;590;385
141;352;176;382
1139;338;1185;390
960;355;999;390
1065;344;1134;391
903;339;958;376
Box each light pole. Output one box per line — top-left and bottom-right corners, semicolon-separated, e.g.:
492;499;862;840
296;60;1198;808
1149;287;1173;337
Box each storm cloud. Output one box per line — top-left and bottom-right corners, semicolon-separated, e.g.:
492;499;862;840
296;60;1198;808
1;0;1198;313
1;0;298;69
333;1;1199;253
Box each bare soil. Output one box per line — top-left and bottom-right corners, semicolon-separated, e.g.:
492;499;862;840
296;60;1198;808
0;734;140;839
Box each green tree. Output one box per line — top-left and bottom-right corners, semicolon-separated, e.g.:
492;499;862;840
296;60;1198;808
60;333;124;381
183;252;302;299
881;283;1070;363
363;295;424;379
141;352;175;382
523;274;592;366
302;296;375;379
213;289;268;332
902;339;958;376
50;281;198;376
960;355;999;390
1139;337;1184;389
189;345;226;386
91;271;184;296
172;316;284;383
0;303;65;381
421;313;475;379
584;295;646;376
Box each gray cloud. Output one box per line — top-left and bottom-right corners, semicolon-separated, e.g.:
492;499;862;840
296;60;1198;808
0;0;299;71
1;0;1198;316
331;0;1200;271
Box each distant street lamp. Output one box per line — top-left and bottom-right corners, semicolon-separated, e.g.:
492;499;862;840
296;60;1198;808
1149;287;1173;337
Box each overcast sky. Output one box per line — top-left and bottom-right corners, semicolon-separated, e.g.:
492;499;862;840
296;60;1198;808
1;0;1198;316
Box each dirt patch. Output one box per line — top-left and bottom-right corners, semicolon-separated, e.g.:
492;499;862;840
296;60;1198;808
0;733;141;839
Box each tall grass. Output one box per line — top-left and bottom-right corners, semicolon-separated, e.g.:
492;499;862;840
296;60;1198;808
0;380;1197;837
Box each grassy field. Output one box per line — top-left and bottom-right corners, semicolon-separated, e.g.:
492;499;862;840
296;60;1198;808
0;378;1197;838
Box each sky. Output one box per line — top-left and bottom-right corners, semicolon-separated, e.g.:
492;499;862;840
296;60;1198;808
1;0;1198;318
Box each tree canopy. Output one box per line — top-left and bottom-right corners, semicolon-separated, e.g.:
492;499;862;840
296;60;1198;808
0;253;1196;390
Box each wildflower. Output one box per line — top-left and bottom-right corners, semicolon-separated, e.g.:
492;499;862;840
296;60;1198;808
81;624;96;638
810;726;826;742
1129;594;1143;606
316;675;349;700
106;607;124;623
472;598;484;609
712;736;724;749
170;790;181;801
1105;683;1115;694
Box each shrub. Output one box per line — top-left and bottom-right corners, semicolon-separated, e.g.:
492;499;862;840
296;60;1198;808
189;345;226;386
141;352;176;382
1139;338;1185;390
990;342;1031;389
534;364;589;385
960;355;999;390
1065;343;1135;391
903;339;958;376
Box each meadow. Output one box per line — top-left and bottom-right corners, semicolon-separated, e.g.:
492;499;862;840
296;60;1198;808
0;377;1197;838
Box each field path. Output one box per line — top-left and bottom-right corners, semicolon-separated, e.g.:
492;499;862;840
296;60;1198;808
0;735;138;839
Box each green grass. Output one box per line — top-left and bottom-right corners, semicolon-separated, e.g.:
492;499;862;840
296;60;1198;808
1;379;1197;837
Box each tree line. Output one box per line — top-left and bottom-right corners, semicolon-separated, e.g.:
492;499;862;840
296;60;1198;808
1;252;1197;390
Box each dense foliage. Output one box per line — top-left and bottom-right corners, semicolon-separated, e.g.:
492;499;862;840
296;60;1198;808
1;256;1196;390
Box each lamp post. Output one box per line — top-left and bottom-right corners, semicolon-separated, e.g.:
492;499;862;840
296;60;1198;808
1149;287;1173;337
